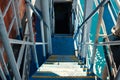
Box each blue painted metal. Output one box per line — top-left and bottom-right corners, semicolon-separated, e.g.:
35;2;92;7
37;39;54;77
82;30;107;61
88;64;94;74
110;0;119;14
79;0;85;11
6;75;11;80
87;3;105;78
52;35;74;55
29;9;47;77
103;3;115;34
109;2;117;20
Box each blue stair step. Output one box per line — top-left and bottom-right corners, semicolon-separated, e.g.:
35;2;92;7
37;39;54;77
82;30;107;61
52;35;74;55
30;55;101;80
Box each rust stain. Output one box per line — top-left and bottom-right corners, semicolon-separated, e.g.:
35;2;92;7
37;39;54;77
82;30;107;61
0;0;26;67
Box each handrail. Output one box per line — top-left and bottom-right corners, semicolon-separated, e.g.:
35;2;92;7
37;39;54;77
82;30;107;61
74;0;109;39
79;40;120;46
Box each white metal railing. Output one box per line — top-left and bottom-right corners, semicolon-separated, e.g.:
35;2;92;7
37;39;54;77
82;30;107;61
0;0;53;79
73;0;120;79
0;9;21;80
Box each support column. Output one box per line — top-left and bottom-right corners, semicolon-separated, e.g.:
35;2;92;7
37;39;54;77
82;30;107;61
35;0;47;59
26;3;39;68
81;0;93;65
41;0;52;55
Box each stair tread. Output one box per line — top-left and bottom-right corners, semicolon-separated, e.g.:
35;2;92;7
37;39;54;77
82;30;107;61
35;71;87;76
47;55;79;62
40;66;82;68
38;69;86;72
44;62;79;65
31;55;100;80
32;75;97;78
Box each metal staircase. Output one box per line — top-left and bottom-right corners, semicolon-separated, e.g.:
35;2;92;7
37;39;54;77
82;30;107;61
0;0;120;80
30;55;100;80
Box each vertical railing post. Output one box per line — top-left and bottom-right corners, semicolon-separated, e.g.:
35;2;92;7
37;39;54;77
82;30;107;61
17;25;28;70
79;0;93;66
0;9;21;80
90;6;104;72
41;0;52;55
22;45;30;80
80;0;87;65
26;3;39;68
25;0;47;59
40;20;46;59
38;2;47;60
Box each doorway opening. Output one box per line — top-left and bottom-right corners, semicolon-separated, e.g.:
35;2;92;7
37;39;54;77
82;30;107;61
54;2;73;34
